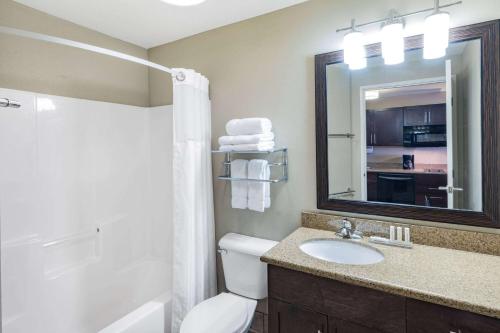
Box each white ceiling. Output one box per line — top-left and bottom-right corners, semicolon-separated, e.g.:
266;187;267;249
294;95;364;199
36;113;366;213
14;0;308;48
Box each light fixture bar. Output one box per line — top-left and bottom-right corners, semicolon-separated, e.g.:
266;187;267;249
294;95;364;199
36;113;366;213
336;1;462;33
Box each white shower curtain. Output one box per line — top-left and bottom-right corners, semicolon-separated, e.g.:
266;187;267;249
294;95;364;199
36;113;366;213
171;69;217;333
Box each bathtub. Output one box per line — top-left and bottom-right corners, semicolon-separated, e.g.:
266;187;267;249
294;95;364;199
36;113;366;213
99;293;172;333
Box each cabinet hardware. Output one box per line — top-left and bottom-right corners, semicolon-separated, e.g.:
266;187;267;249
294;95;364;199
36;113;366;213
438;186;464;193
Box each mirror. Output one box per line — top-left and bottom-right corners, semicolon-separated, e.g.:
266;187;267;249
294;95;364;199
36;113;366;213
327;40;481;212
315;21;500;228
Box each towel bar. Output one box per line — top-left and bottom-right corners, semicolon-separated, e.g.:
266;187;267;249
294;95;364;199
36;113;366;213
212;147;288;183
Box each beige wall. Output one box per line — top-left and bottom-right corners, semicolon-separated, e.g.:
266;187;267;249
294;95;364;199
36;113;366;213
148;0;500;261
0;0;150;106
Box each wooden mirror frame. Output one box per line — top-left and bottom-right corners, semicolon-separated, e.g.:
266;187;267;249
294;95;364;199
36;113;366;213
315;20;500;228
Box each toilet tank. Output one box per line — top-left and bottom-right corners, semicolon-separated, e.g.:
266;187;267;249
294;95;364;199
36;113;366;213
218;233;278;300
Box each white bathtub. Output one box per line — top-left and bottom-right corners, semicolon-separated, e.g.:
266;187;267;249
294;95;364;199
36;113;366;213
99;293;172;333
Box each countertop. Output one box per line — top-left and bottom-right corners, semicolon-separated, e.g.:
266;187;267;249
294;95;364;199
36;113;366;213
367;168;447;175
261;227;500;319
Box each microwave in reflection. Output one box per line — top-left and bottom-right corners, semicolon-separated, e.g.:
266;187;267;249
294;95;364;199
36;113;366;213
403;125;447;147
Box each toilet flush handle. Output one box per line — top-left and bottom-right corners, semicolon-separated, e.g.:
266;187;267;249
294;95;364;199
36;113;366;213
217;249;227;255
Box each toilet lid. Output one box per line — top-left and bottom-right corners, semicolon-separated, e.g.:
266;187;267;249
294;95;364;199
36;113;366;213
180;293;257;333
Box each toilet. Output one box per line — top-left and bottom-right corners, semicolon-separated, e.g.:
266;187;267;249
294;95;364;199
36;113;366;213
180;233;278;333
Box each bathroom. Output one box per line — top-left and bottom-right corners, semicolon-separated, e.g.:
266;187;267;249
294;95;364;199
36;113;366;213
0;0;499;332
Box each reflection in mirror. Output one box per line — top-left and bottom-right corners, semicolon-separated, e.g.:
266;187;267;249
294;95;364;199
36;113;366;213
327;39;482;212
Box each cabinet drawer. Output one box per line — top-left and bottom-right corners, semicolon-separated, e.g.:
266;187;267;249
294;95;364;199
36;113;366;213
269;298;328;333
407;299;500;333
268;265;406;333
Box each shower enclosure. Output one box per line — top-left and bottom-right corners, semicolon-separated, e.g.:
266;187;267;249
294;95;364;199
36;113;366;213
0;87;173;332
0;19;215;332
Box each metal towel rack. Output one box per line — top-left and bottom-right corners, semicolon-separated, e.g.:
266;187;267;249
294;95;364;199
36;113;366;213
212;147;288;183
0;98;21;108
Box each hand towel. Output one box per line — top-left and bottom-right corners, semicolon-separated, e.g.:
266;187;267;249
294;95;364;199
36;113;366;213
218;132;275;146
225;118;272;136
219;142;275;152
248;159;269;212
230;159;248;209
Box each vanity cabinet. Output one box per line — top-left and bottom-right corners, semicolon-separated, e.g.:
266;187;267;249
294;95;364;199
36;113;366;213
268;265;406;333
407;299;500;333
269;298;327;333
268;265;500;333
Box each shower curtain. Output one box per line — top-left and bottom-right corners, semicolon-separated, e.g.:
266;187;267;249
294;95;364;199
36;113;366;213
171;69;217;333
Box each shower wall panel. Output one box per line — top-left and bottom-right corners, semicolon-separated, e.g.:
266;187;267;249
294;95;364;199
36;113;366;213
0;88;172;333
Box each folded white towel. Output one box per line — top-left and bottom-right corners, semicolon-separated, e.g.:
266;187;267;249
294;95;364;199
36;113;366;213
264;165;271;209
218;132;275;146
248;159;270;212
219;142;275;152
225;118;272;136
230;159;248;209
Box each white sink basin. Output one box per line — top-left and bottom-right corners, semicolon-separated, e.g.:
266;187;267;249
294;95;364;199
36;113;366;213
299;238;384;265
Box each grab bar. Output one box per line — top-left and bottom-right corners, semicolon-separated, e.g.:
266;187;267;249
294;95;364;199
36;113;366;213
0;98;21;108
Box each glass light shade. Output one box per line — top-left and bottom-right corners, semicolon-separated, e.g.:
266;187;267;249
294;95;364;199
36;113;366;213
381;22;404;65
160;0;206;6
349;57;367;70
365;90;380;100
343;31;367;70
423;12;450;59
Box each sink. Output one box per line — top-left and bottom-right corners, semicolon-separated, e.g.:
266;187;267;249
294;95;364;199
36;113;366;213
299;239;384;265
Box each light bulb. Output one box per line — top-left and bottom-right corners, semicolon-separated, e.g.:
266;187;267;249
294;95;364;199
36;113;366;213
381;22;405;65
160;0;206;6
423;11;450;59
343;30;367;70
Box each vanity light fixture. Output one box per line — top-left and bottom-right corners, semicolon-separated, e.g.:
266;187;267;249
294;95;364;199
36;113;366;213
423;2;451;59
381;11;405;65
336;0;461;69
160;0;206;6
343;20;367;70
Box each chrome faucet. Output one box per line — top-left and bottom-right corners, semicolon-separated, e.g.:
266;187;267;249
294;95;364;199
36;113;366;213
336;218;363;240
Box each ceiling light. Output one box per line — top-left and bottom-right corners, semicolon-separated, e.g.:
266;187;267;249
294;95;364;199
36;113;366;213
160;0;206;6
365;91;380;100
423;10;450;59
343;27;367;70
381;13;405;65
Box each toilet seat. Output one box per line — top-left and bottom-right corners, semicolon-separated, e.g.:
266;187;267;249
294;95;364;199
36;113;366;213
180;292;257;333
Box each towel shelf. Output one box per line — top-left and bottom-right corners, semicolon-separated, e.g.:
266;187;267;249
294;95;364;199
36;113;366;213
212;147;288;183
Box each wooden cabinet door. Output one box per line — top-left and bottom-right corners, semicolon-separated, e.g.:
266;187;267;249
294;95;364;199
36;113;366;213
366;110;375;146
407;299;500;333
404;104;446;126
404;106;429;126
330;319;385;333
367;172;378;201
415;173;448;207
372;108;403;146
269;298;328;333
428;104;446;125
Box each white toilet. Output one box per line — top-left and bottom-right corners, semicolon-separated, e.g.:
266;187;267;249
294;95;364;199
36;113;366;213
180;233;278;333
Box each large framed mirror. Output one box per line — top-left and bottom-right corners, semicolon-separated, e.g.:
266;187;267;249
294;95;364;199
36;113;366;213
315;20;500;228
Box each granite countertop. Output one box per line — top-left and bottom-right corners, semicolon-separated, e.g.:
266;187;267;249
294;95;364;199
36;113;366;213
367;168;447;175
367;163;447;175
261;227;500;319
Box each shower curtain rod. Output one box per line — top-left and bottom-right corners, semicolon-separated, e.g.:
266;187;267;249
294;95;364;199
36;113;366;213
0;26;184;79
